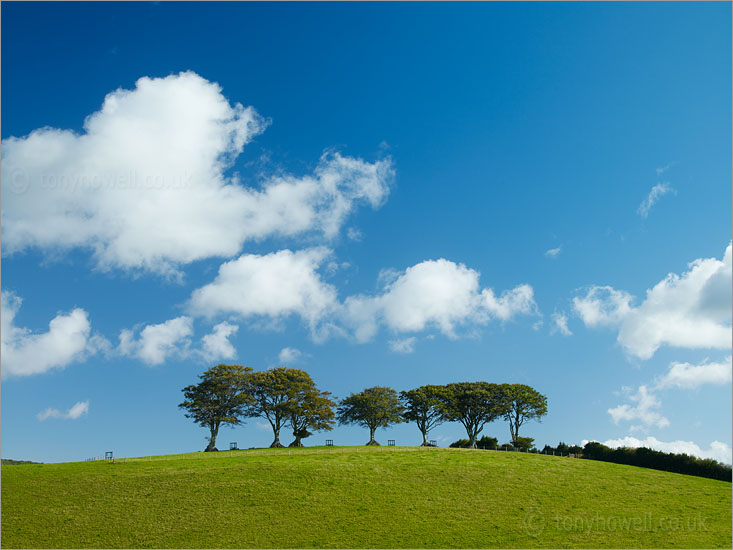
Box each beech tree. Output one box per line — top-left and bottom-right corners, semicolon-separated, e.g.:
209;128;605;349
337;386;404;445
501;383;547;445
178;364;252;452
400;385;445;446
289;388;336;447
242;367;315;448
436;381;507;448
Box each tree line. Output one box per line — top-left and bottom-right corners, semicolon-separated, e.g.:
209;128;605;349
179;365;547;451
582;441;732;482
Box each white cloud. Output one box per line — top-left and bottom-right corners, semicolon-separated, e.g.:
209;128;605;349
189;252;538;346
278;347;303;364
389;337;417;354
656;356;732;390
551;312;572;336
545;246;562;258
574;244;732;359
608;385;670;429
618;244;732;359
119;316;193;365
1;291;105;377
199;322;239;362
655;162;675;176
188;248;338;336
481;284;538;322
2;71;393;277
343;259;538;342
346;227;363;242
37;400;89;421
638;182;675;218
591;436;732;465
573;286;634;328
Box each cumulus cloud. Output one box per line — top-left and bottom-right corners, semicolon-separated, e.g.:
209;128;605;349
199;322;239;362
278;347;303;364
481;284;538;322
389;337;417;354
545;246;562;258
574;244;732;359
37;401;90;421
188;248;338;335
551;312;572;336
1;291;106;377
655;356;732;390
590;436;732;465
189;252;538;346
608;385;670;429
343;259;538;342
119;316;193;365
1;71;393;276
573;286;634;328
638;182;675;218
618;244;732;359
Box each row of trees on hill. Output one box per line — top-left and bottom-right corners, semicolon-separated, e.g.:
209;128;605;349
179;365;547;451
582;441;732;482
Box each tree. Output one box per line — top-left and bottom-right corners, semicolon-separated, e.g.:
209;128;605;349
500;383;547;446
512;436;535;451
288;386;337;447
178;364;252;452
337;386;404;445
242;367;315;448
435;382;508;448
400;385;445;446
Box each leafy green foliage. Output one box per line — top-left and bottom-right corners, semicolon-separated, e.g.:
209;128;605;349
500;383;547;445
242;367;322;448
583;441;732;482
435;382;507;447
288;387;336;447
512;436;535;451
337;386;405;445
450;435;498;449
399;385;445;445
178;364;253;451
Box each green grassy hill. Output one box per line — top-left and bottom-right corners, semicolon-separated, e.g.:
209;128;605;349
2;446;730;548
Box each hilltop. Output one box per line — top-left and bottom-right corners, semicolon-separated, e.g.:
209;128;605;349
2;446;730;548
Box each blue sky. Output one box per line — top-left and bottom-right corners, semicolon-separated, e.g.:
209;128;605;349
2;2;731;464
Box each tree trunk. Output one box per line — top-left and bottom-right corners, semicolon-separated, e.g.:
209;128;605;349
288;438;304;447
205;427;219;452
270;427;285;448
366;426;380;446
467;430;477;449
420;431;431;446
510;415;518;445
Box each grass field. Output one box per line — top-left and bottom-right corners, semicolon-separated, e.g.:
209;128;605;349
2;446;731;548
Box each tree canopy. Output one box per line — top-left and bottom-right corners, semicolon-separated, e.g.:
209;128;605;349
288;384;336;447
435;381;508;448
500;383;547;445
400;385;445;446
178;364;253;452
179;366;549;451
242;367;318;448
337;386;405;445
